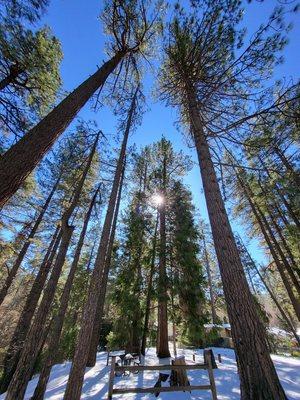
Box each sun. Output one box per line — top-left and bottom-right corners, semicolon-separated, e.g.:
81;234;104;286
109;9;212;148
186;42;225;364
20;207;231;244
152;194;164;207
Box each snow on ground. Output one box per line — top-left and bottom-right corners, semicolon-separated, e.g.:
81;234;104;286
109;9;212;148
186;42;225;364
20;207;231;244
1;347;299;399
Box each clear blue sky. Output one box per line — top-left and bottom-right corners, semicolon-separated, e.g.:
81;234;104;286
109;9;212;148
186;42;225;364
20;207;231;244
38;0;299;264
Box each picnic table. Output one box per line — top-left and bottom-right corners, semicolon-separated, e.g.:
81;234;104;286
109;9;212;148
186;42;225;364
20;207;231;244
106;350;125;366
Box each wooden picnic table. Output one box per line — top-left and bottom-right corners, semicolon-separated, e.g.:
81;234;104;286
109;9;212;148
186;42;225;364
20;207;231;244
106;350;125;366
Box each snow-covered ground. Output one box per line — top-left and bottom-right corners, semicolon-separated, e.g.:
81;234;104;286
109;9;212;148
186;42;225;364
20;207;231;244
1;347;299;399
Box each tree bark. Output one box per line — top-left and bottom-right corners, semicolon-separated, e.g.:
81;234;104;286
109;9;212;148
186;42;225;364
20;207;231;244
157;152;171;358
30;187;98;400
0;173;61;305
63;88;138;400
141;212;159;356
5;134;99;400
203;235;218;324
86;166;125;367
186;84;287;400
0;226;61;394
0;51;125;207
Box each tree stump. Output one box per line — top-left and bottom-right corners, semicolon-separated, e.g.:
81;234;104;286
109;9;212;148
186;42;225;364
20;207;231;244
170;356;190;388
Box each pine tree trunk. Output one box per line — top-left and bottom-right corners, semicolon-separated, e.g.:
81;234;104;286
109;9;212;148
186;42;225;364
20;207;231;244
157;154;171;358
269;209;300;279
186;85;287;400
203;235;218;324
63;88;137;400
0;52;125;207
5;135;98;400
274;146;300;187
261;206;300;294
141;213;159;356
30;188;98;400
257;156;300;229
237;174;300;321
0;226;61;394
255;267;300;347
0;173;61;305
86;166;125;367
256;179;300;280
5;225;74;400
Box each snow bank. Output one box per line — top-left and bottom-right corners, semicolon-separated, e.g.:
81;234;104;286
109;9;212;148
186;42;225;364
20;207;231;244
1;347;299;399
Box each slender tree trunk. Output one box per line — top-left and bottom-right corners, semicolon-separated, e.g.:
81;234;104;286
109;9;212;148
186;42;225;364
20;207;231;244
274;146;300;187
0;173;61;305
237;174;300;321
258;156;300;229
157;153;171;358
259;206;300;293
5;226;74;400
0;51;126;207
186;84;287;400
203;235;218;324
255;267;300;347
141;212;159;356
5;135;99;400
86;166;125;367
240;240;300;346
63;88;138;400
268;208;300;278
30;188;98;400
0;226;61;394
256;180;300;279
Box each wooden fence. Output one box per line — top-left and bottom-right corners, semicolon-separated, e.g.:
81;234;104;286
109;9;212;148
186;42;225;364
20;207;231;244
107;352;218;399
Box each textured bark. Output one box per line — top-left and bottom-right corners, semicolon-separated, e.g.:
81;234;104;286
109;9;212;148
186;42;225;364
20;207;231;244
0;174;61;305
186;85;287;400
141;213;159;356
0;51;125;207
0;226;61;394
5;135;99;400
86;167;124;367
63;88;137;400
156;153;170;358
30;188;98;400
5;226;74;400
203;235;218;324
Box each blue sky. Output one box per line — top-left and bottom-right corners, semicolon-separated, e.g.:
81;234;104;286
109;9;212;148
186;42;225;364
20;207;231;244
38;0;299;264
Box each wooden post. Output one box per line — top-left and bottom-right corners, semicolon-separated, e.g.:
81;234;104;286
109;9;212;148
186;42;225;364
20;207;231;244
193;354;196;362
204;349;217;369
206;352;218;400
107;356;116;400
218;354;222;363
106;349;110;366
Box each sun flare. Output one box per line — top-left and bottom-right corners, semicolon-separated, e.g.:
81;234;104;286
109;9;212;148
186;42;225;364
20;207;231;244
152;194;164;206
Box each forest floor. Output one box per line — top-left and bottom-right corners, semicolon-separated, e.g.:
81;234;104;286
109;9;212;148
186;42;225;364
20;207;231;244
1;347;299;399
